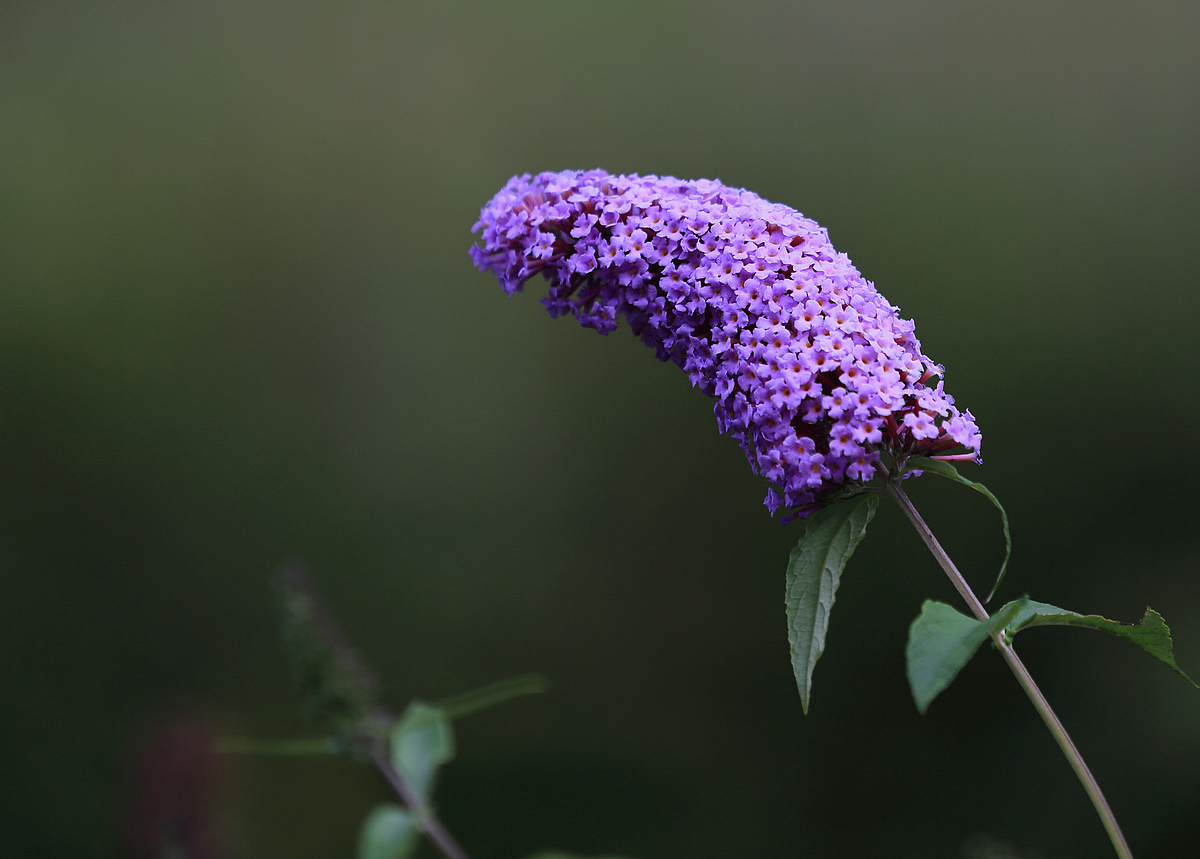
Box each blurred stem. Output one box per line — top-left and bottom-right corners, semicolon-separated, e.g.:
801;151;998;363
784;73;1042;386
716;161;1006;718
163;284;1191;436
372;750;471;859
435;673;548;720
887;482;1133;859
214;737;334;756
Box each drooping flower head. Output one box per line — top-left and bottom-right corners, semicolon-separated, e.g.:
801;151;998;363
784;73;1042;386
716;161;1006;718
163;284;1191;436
471;170;981;517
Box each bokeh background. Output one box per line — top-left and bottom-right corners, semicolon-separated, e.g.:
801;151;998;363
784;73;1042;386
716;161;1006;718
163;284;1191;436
2;2;1198;857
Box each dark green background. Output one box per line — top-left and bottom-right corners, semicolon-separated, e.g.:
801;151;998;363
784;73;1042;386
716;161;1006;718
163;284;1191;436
2;2;1198;857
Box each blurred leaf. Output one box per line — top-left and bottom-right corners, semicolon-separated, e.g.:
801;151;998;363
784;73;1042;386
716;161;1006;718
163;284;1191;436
906;457;1011;602
906;599;1021;713
435;673;549;720
391;702;455;800
357;804;419;859
961;833;1025;859
785;493;878;714
1001;599;1198;687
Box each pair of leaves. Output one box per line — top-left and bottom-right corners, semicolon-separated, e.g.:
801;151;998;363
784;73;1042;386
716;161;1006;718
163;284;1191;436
357;702;454;859
783;459;1193;718
359;703;635;859
357;675;549;859
907;597;1199;713
785;459;1011;712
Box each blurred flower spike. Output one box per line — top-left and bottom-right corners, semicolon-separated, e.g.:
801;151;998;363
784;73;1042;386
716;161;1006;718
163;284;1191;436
472;170;981;518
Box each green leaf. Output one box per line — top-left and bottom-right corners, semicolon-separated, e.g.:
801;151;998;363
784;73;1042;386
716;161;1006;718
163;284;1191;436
390;702;455;800
906;599;1022;713
1000;599;1198;687
906;457;1011;602
785;493;879;714
357;804;419;859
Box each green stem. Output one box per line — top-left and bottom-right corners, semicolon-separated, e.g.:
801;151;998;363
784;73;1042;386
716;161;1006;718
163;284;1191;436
214;737;335;756
435;673;548;720
887;482;1133;859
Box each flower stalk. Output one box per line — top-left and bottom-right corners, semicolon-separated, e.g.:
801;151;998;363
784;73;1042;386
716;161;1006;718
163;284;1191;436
886;481;1133;859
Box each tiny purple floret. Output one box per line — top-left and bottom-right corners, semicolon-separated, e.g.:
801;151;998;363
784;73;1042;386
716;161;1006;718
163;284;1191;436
471;170;981;518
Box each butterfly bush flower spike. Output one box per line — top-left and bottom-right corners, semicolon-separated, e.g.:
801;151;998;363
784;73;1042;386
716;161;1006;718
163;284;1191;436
472;170;981;518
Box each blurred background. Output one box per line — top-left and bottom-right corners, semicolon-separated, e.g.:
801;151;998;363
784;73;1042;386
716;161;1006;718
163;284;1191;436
2;2;1198;857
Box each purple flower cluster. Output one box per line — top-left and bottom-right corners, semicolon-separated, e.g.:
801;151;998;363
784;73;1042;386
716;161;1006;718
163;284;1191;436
471;170;981;516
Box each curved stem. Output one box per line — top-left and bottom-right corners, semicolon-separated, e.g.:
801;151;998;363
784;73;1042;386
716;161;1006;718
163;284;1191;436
887;482;1133;859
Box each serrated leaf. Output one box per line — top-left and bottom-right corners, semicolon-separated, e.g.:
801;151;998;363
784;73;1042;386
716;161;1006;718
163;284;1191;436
357;804;419;859
785;493;879;714
999;599;1198;687
906;599;1022;713
906;457;1011;603
390;702;455;800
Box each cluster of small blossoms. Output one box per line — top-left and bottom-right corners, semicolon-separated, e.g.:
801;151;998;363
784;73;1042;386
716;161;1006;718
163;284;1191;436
471;170;981;517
